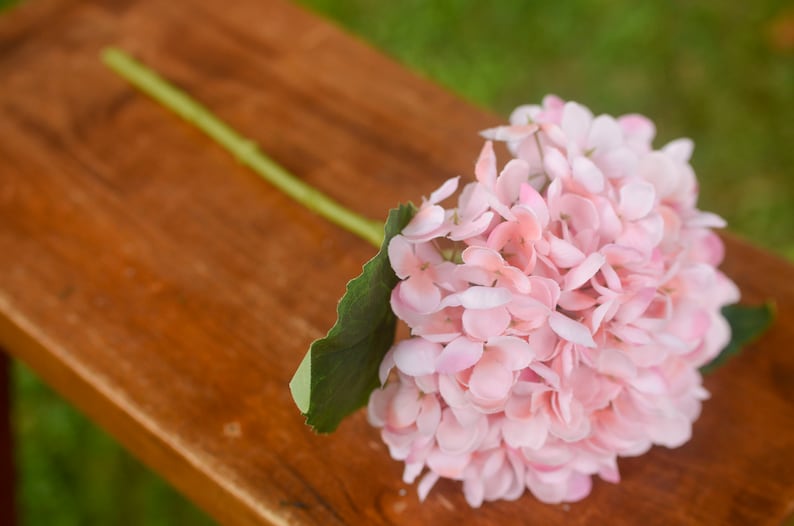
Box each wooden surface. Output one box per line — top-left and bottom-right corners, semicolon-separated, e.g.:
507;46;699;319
1;0;793;524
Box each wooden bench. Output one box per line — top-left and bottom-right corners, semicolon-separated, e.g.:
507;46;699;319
1;0;793;524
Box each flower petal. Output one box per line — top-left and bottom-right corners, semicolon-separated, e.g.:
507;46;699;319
429;176;460;204
398;274;441;314
549;311;596;348
502;414;549;450
486;335;536;370
564;252;606;291
402;204;445;238
619;181;656;221
463;306;512;340
469;359;514;401
457;286;512;309
572;156;605;194
393;337;443;376
561;101;593;147
475;140;497;188
435;336;484;373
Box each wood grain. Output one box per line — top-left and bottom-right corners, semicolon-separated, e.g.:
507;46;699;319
0;0;792;524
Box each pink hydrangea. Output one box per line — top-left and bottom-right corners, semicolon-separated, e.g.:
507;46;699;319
367;95;739;507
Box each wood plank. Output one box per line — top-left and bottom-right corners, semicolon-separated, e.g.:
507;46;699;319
0;0;792;524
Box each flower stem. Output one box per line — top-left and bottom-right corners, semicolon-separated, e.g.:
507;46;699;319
101;47;385;248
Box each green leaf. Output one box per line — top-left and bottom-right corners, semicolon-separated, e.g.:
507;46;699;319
289;203;416;433
700;302;775;374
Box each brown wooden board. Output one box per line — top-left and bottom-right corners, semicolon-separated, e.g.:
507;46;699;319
0;0;793;524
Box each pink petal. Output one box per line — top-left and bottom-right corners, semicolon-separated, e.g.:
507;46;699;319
379;347;396;384
387;385;422;428
510;103;540;125
504;392;533;420
597;348;637;379
479;123;539;142
557;194;599;233
506;296;550;328
615;287;656;324
486;335;535;370
475;141;497;188
593;196;623;242
587;114;622;153
387;235;416;279
436;409;485;455
417;395;442;435
526;472;568;504
496;159;530;205
591;300;615;334
549;311;596;348
393;338;443;376
435;336;484;373
418;471;440;501
647;414;692;448
619;114;656;149
429;176;460;204
438;375;468;407
514;206;543;241
528;324;560;362
427;449;471;478
403;462;424;484
565;473;593;502
686;211;727;229
402;204;445;238
619;181;656;221
529;362;561;388
528;276;562;307
543;148;570;180
463;477;485;508
461;246;504;270
561;101;593;146
457;181;490;219
449;211;494;241
572;156;605;193
662;138;694;163
469;359;514;401
398;275;441;314
563;252;606;291
457;286;512;309
519;183;550;226
367;383;398;427
637;151;679;198
548;235;586;268
462;306;511;340
558;290;597;311
502;414;549;449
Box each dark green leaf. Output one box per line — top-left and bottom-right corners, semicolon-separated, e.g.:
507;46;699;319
289;203;416;433
700;302;775;374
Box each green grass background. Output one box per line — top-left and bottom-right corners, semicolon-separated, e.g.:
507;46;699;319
2;0;792;524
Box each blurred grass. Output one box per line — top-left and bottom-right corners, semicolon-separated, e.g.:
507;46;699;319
13;363;215;526
3;0;793;525
302;0;794;261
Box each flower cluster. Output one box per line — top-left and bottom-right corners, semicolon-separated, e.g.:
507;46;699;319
367;95;739;506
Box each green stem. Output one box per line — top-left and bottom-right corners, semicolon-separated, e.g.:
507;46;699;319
101;47;385;248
